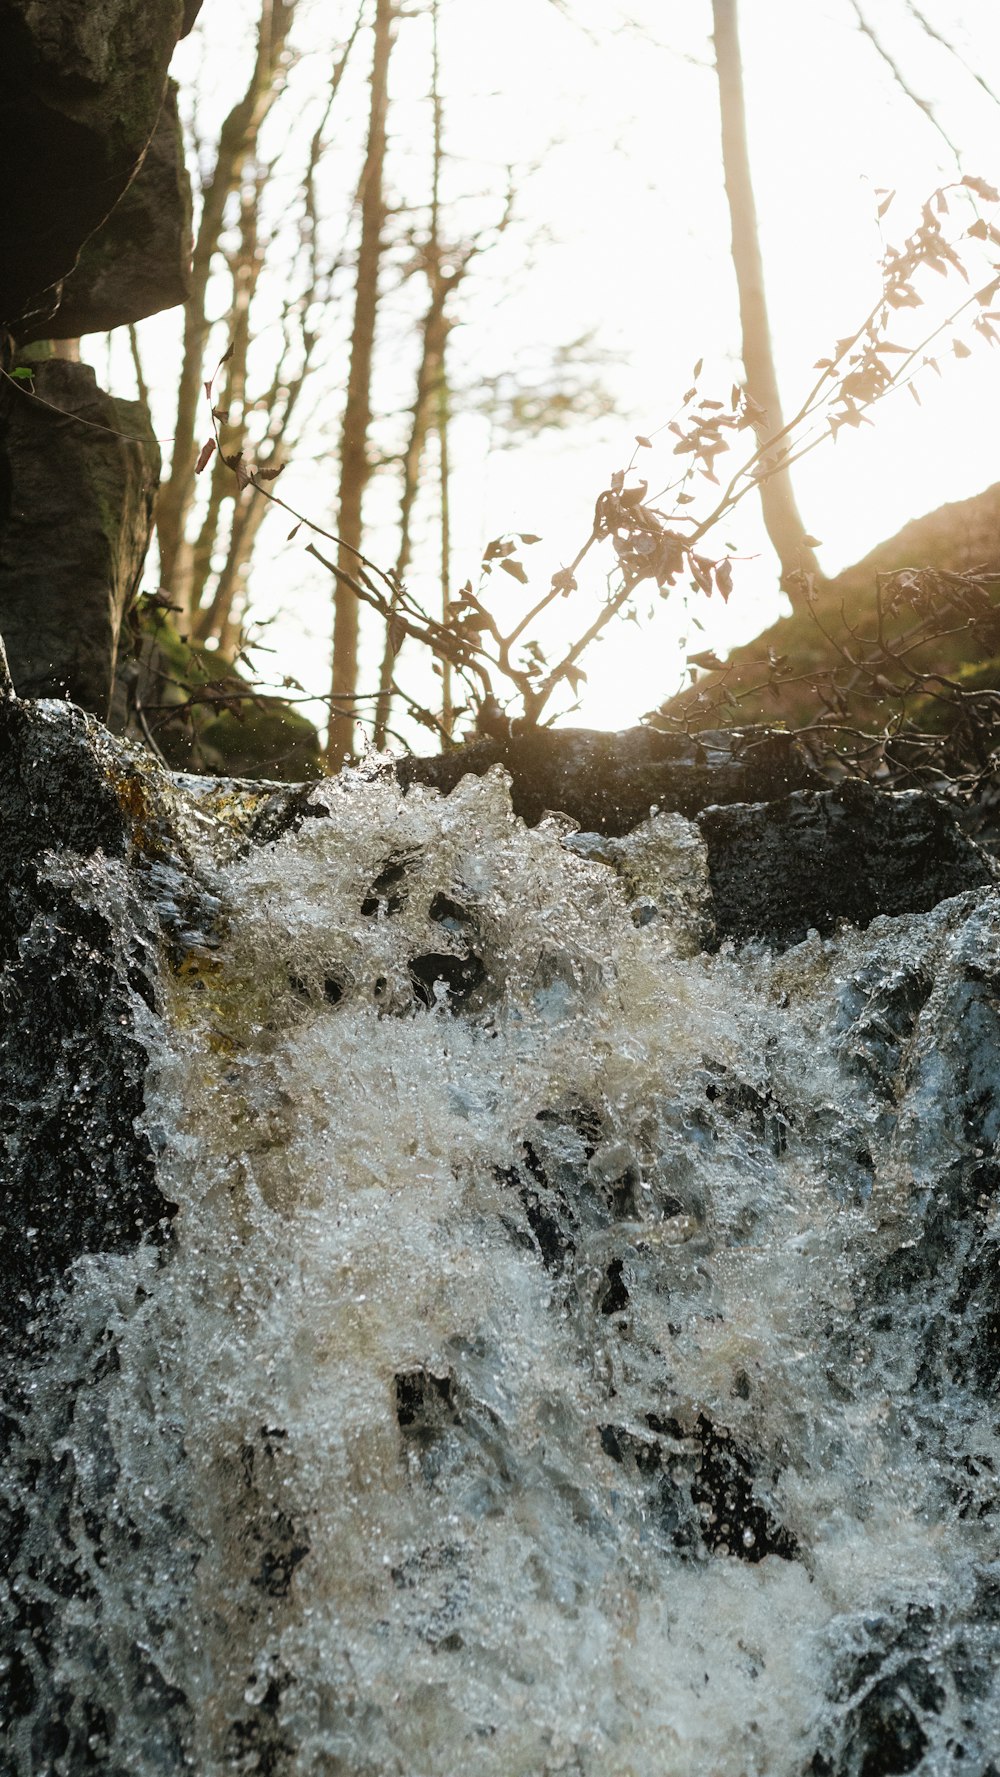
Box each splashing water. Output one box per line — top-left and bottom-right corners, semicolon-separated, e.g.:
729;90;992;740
4;747;999;1775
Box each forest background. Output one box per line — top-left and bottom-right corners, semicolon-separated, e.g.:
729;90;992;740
95;0;1000;764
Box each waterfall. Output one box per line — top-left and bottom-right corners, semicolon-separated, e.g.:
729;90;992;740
3;704;999;1775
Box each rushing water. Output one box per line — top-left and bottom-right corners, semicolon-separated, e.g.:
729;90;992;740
3;739;1000;1775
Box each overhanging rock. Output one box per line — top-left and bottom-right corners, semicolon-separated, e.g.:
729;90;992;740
42;80;193;340
0;0;200;337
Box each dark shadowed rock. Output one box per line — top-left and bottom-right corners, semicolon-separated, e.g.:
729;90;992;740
397;724;817;835
0;358;160;718
115;608;326;779
0;697;174;1332
0;0;195;336
700;779;996;950
45;81;193;340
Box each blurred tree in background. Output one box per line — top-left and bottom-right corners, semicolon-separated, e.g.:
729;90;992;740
128;0;1000;768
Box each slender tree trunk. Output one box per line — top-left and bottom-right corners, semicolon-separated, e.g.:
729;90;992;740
437;352;453;737
128;325;151;413
372;296;448;747
187;175;262;622
197;467;268;648
156;0;296;608
374;0;464;752
712;0;820;586
189;15;363;648
327;0;394;767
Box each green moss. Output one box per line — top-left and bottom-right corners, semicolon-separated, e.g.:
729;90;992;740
907;656;1000;735
130;610;324;782
199;706;324;781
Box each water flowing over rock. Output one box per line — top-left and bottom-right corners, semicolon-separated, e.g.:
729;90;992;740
3;700;1000;1775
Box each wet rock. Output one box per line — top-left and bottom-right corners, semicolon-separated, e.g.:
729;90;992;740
361;850;421;916
700;779;996;950
408;946;488;1011
395;1365;459;1430
599;1411;799;1565
0;0;199;337
398;723;817;834
408;890;490;1011
808;1596;998;1777
0;699;174;1331
248;779;333;847
0;700;190;1762
0;359;159;718
4;704;1000;1772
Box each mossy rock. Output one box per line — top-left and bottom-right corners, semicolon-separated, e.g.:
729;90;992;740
907;655;1000;737
197;705;323;780
658;481;1000;735
122;610;324;782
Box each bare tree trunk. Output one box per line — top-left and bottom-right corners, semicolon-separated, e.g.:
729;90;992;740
128;325;151;413
374;0;467;751
187;173;263;621
711;0;820;587
437;352;453;737
372;295;449;747
156;0;296;608
189;15;362;649
327;0;394;767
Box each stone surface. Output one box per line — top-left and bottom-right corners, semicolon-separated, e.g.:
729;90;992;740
43;81;193;341
397;722;818;834
700;778;996;950
0;0;196;337
0;698;174;1336
0;358;160;718
0;700;188;1761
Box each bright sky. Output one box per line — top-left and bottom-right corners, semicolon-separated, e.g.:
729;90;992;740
123;0;1000;739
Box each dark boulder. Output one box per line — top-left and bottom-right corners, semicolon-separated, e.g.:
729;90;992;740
397;724;817;836
700;779;996;950
0;358;160;719
0;696;174;1333
0;0;198;337
40;80;193;341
